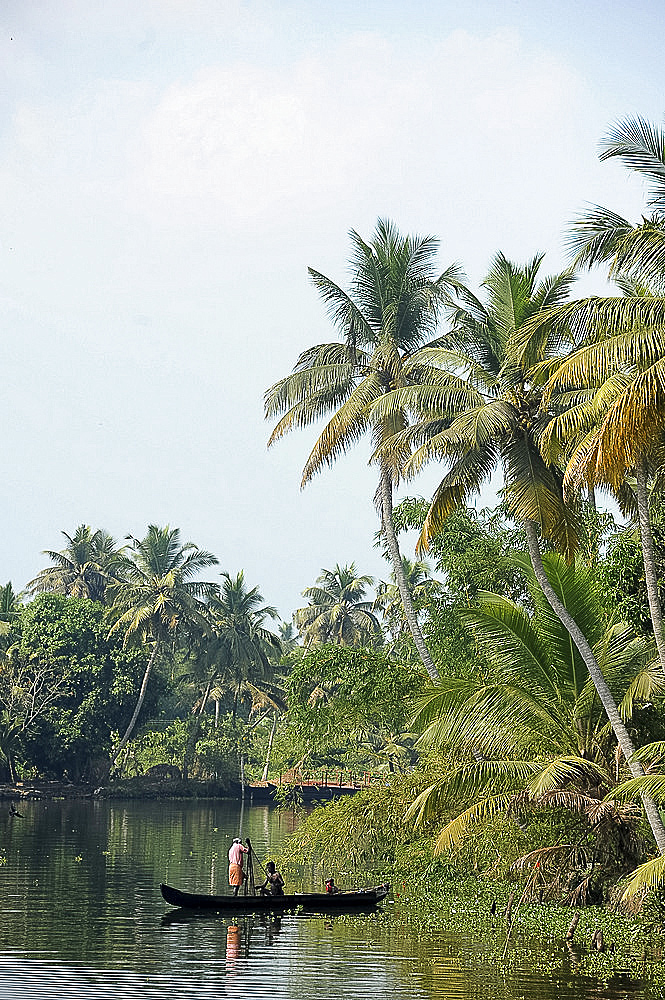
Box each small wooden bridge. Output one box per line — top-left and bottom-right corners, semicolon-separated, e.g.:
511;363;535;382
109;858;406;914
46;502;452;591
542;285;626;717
249;769;378;802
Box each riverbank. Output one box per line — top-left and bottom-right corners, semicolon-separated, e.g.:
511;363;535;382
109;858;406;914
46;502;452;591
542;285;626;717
0;777;236;800
372;857;665;984
278;792;665;984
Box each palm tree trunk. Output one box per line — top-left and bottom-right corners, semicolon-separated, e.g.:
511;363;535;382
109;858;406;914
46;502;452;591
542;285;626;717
378;466;439;682
261;714;278;782
110;642;159;767
182;679;213;781
524;519;665;854
635;460;665;671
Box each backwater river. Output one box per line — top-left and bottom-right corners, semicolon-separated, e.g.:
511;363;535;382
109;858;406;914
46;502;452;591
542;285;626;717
0;798;660;999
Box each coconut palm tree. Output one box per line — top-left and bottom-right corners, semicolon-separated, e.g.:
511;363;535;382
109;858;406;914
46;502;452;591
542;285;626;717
107;525;218;765
295;563;381;647
407;552;660;883
531;117;665;670
265;218;464;681
538;283;665;672
28;525;122;604
373;557;440;646
374;251;665;852
0;582;21;640
568;115;665;288
180;573;283;782
203;571;282;720
374;252;578;553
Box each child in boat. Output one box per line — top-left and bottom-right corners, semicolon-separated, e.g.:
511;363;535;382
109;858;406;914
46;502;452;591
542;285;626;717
260;861;285;896
228;837;249;897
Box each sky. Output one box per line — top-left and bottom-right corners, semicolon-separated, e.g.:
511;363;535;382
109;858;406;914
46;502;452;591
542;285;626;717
0;0;663;621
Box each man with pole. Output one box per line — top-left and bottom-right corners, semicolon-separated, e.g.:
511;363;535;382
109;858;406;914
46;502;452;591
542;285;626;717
228;837;248;897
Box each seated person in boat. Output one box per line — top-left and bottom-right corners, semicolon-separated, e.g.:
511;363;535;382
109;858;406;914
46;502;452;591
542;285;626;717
228;837;249;897
324;876;339;894
260;861;285;896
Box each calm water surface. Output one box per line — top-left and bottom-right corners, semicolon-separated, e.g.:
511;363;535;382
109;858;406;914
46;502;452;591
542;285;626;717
0;799;658;999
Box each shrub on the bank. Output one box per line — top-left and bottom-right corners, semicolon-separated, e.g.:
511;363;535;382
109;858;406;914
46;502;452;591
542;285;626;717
281;772;648;905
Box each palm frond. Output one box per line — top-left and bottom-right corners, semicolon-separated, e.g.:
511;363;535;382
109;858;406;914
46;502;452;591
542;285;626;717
432;792;520;853
620;854;665;900
600;116;665;210
611;773;665;803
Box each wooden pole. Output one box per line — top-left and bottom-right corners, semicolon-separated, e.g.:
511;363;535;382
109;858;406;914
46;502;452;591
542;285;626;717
565;912;580;941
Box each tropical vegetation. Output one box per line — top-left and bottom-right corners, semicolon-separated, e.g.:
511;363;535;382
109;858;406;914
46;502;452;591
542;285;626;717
7;112;665;911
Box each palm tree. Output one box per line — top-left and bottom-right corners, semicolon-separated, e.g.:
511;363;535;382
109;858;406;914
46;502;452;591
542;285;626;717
407;553;659;880
539;289;665;673
375;252;578;553
295;563;381;647
181;572;283;784
277;620;299;653
374;251;665;852
265;218;464;681
568;115;665;289
28;525;122;604
203;571;282;720
107;525;218;765
373;557;440;646
531;117;665;671
0;582;21;640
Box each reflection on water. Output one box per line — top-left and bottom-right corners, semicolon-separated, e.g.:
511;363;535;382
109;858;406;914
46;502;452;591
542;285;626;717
0;799;656;1000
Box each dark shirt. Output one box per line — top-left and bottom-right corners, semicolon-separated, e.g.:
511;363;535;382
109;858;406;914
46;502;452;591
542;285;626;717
262;872;285;896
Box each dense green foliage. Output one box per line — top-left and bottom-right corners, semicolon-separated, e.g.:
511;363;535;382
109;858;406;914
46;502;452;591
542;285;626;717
276;644;421;771
5;594;153;781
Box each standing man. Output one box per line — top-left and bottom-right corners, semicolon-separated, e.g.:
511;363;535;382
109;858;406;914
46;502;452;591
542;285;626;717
228;837;249;896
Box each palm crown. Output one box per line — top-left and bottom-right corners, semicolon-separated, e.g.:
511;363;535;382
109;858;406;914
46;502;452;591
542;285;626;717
295;563;381;647
373;252;579;557
265;218;463;680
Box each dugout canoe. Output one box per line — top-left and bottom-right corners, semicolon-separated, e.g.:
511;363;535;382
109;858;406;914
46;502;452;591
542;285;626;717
160;882;390;912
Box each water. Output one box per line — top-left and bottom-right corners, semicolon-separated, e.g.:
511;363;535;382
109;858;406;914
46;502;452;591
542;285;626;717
0;798;657;999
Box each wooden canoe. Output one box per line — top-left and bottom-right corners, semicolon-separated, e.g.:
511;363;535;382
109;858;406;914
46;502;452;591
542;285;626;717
160;882;390;912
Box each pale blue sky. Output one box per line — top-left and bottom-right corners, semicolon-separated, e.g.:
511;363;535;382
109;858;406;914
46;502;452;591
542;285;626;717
0;1;662;619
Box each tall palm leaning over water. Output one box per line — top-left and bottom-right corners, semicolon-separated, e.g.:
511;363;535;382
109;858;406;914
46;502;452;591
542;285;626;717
265;219;464;681
107;525;219;767
375;251;665;854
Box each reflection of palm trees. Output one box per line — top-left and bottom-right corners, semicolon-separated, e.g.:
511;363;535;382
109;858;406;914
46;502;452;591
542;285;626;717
295;564;381;648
